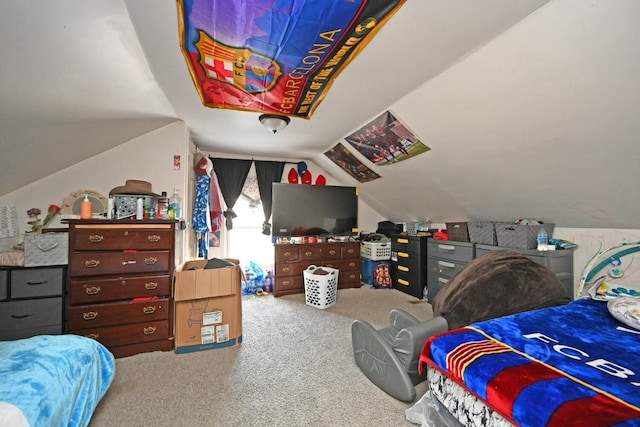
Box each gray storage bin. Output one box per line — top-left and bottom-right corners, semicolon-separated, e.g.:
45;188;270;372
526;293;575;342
468;221;497;245
495;222;555;250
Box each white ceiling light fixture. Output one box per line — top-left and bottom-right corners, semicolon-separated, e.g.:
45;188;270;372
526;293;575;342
259;114;290;134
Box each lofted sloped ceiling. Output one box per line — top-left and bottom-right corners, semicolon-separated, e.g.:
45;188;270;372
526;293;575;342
2;1;639;229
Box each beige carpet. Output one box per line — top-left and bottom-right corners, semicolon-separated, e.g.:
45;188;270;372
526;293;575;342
89;286;433;427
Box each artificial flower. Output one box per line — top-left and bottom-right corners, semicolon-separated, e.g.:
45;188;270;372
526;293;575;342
27;204;61;233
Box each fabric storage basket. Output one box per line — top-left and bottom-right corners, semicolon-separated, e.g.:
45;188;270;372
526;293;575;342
468;221;497;245
24;232;68;267
361;241;391;260
303;265;338;309
446;222;470;242
495;223;555;250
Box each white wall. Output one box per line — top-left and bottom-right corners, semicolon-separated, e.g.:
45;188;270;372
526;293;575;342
0;121;191;263
199;152;384;260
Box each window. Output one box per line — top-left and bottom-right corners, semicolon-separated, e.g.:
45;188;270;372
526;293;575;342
227;176;274;271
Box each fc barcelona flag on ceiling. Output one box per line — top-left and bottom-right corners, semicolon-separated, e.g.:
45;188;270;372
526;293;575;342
177;0;406;119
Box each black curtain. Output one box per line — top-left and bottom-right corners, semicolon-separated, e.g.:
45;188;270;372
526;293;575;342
254;160;285;235
210;157;252;230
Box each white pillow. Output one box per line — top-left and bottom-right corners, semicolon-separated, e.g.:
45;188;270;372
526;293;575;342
607;297;640;330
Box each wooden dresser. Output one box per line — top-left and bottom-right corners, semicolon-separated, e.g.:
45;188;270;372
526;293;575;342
66;219;175;358
273;241;360;297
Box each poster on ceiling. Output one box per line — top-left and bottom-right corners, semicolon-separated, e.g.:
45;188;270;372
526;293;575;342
177;0;406;118
345;111;430;165
324;143;381;183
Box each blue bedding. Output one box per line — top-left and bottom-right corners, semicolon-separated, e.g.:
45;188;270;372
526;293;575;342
0;335;115;427
421;299;640;426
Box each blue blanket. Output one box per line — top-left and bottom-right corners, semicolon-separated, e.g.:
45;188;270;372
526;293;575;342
0;335;115;427
422;299;640;427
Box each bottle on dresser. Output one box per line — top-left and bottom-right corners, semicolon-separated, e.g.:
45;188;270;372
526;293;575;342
157;192;170;219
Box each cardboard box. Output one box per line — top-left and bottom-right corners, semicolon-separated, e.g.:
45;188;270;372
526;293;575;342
173;259;243;354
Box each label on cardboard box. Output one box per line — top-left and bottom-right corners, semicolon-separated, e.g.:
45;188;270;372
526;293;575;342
201;325;215;344
216;324;230;343
203;310;223;326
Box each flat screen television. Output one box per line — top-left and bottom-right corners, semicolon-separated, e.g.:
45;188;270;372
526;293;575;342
271;183;358;237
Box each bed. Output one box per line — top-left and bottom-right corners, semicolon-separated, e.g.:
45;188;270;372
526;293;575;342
417;298;640;427
0;334;116;427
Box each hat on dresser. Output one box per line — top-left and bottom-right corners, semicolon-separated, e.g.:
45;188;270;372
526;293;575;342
109;179;160;197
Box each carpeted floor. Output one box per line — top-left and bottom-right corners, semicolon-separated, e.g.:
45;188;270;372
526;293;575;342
89;286;433;426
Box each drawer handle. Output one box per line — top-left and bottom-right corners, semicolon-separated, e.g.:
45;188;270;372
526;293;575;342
26;280;47;286
11;313;32;319
144;257;158;265
148;234;161;242
438;277;449;284
398;265;409;272
282;280;291;286
143;306;157;314
85;260;100;268
398;278;409;286
397;238;409;244
348;262;356;268
143;326;157;335
437;244;455;251
438;261;455;269
398;252;409;258
329;250;337;255
86;333;99;339
348;273;358;279
83;311;98;320
282;267;290;273
85;286;101;295
145;282;158;290
304;251;312;257
347;249;355;254
88;234;104;243
284;251;292;257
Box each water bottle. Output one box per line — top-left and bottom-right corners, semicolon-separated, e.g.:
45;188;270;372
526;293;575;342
170;189;182;220
537;227;548;251
423;285;428;301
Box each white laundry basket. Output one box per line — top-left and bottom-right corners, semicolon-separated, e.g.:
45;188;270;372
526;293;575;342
303;265;339;309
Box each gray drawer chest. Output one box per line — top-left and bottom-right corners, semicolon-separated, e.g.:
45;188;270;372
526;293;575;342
475;244;575;299
426;238;575;304
426;239;475;303
0;266;65;341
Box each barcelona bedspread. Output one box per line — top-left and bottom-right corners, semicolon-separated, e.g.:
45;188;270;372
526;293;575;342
420;298;640;427
0;334;115;427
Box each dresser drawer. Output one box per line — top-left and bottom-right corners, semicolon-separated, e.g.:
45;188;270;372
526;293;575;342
69;250;172;277
72;225;174;251
68;274;171;304
274;275;304;293
274;262;307;278
322;258;359;272
0;297;62;332
67;298;170;329
427;240;474;262
391;235;427;255
427;256;468;278
0;270;7;301
338;270;361;287
298;246;325;262
275;246;299;262
0;324;62;341
427;272;450;303
11;267;64;298
71;319;170;347
341;243;360;259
